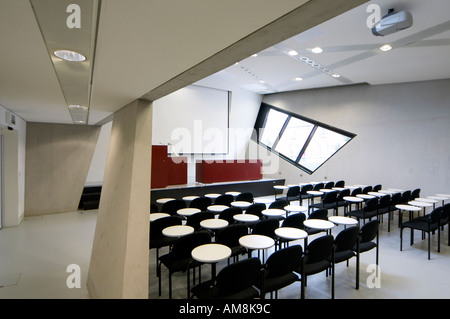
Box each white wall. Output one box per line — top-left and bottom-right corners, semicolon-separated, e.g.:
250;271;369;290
85;122;112;185
262;79;450;197
0;105;26;226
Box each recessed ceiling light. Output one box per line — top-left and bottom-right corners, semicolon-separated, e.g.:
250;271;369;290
251;54;258;57
311;47;323;54
68;104;88;110
53;49;86;62
288;50;298;56
259;80;266;84
380;44;392;52
331;73;341;78
294;77;303;81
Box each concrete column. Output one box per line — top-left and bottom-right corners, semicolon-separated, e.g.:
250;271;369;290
87;99;152;299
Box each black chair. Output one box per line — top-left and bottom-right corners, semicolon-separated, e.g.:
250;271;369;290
245;203;266;220
190;258;261;299
373;184;382;192
236;192;254;203
362;186;373;194
324;181;334;189
158;231;211;298
411;188;421;201
347;197;378;226
441;203;450;246
252;218;279;239
296;235;335;299
313;182;325;191
331;226;360;290
278;186;300;204
149;216;182;270
388;192;402;220
376;194;391;231
160;199;186;216
310;191;338;216
256;245;302;299
400;190;412;204
350;187;362;197
299;184;313;206
305;209;328;235
400;207;442;260
150;203;159;213
277;213;307;249
215;224;249;263
214;194;234;206
186;211;215;231
336;188;351;215
189;197;212;211
354;220;379;268
218;207;242;224
269;199;289;210
335;180;345;188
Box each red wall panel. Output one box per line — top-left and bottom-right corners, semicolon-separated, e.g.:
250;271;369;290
196;160;262;184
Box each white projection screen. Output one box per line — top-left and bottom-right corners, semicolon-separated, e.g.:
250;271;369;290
152;85;229;155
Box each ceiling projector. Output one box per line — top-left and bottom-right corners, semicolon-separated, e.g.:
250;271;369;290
372;9;413;36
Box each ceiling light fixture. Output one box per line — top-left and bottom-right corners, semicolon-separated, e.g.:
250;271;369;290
331;73;341;78
380;44;393;52
68;104;88;110
288;50;298;56
294;77;303;81
311;47;323;54
53;49;86;62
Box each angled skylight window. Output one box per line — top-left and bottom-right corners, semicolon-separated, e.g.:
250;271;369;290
254;103;355;174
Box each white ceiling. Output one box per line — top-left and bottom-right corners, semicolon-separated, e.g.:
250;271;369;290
1;0;449;126
197;0;450;94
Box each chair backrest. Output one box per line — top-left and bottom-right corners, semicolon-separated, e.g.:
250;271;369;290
215;224;249;248
373;184;382;191
160;199;186;215
351;187;362;196
286;186;300;197
323;191;338;204
411;188;421;200
189;197;212;211
359;220;379;243
378;194;390;207
334;226;360;252
364;197;378;211
170;231;211;259
186;211;215;230
281;213;306;229
428;207;442;225
218;207;242;224
335;180;345;188
252;219;279;238
442;203;450;220
337;188;351;200
264;245;303;278
401;190;412;204
245;203;266;219
215;258;261;297
305;235;334;264
236;192;254;203
149;216;182;240
269;199;288;210
308;208;328;220
390;192;401;205
300;184;313;195
362;186;373;194
324;181;334;189
150;203;159;213
214;194;234;206
313;183;325;191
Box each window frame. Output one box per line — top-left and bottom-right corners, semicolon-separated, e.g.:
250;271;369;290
254;102;356;175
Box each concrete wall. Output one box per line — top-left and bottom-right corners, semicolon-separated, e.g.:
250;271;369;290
262;79;450;196
24;123;100;216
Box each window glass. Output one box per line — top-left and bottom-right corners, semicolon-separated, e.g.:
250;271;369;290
298;126;351;172
274;117;314;161
259;109;288;148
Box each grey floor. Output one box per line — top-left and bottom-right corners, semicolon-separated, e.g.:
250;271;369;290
1;196;449;299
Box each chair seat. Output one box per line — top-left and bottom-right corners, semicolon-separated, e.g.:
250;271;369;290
191;280;260;299
355;241;377;253
256;272;299;293
348;209;377;219
300;259;332;276
150;236;178;249
310;202;337;210
401;220;439;232
332;250;356;264
159;255;202;273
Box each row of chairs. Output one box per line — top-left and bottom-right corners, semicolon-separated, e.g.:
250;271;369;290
188;220;379;299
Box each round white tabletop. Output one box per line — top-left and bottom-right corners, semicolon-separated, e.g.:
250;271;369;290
307;190;323;196
436;193;450;198
320;189;336;193
239;234;275;250
395;204;422;212
275;227;308;240
414;198;438;204
162;225;194;237
182;195;200;201
378;189;401;195
177;207;201;217
225;191;241;197
274;185;288;190
205;193;221;199
233;214;259;223
156;197;175;204
368;192;387;197
356;194;376;200
262;209;286;217
191;243;232;264
284;205;308;213
207;205;229;213
254;198;274;205
328;216;358;226
303;219;335;230
408;201;433;208
231;201;252;209
343;196;364;203
332;187;348;191
200;218;229;230
149;213;170;222
428;196;449;201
